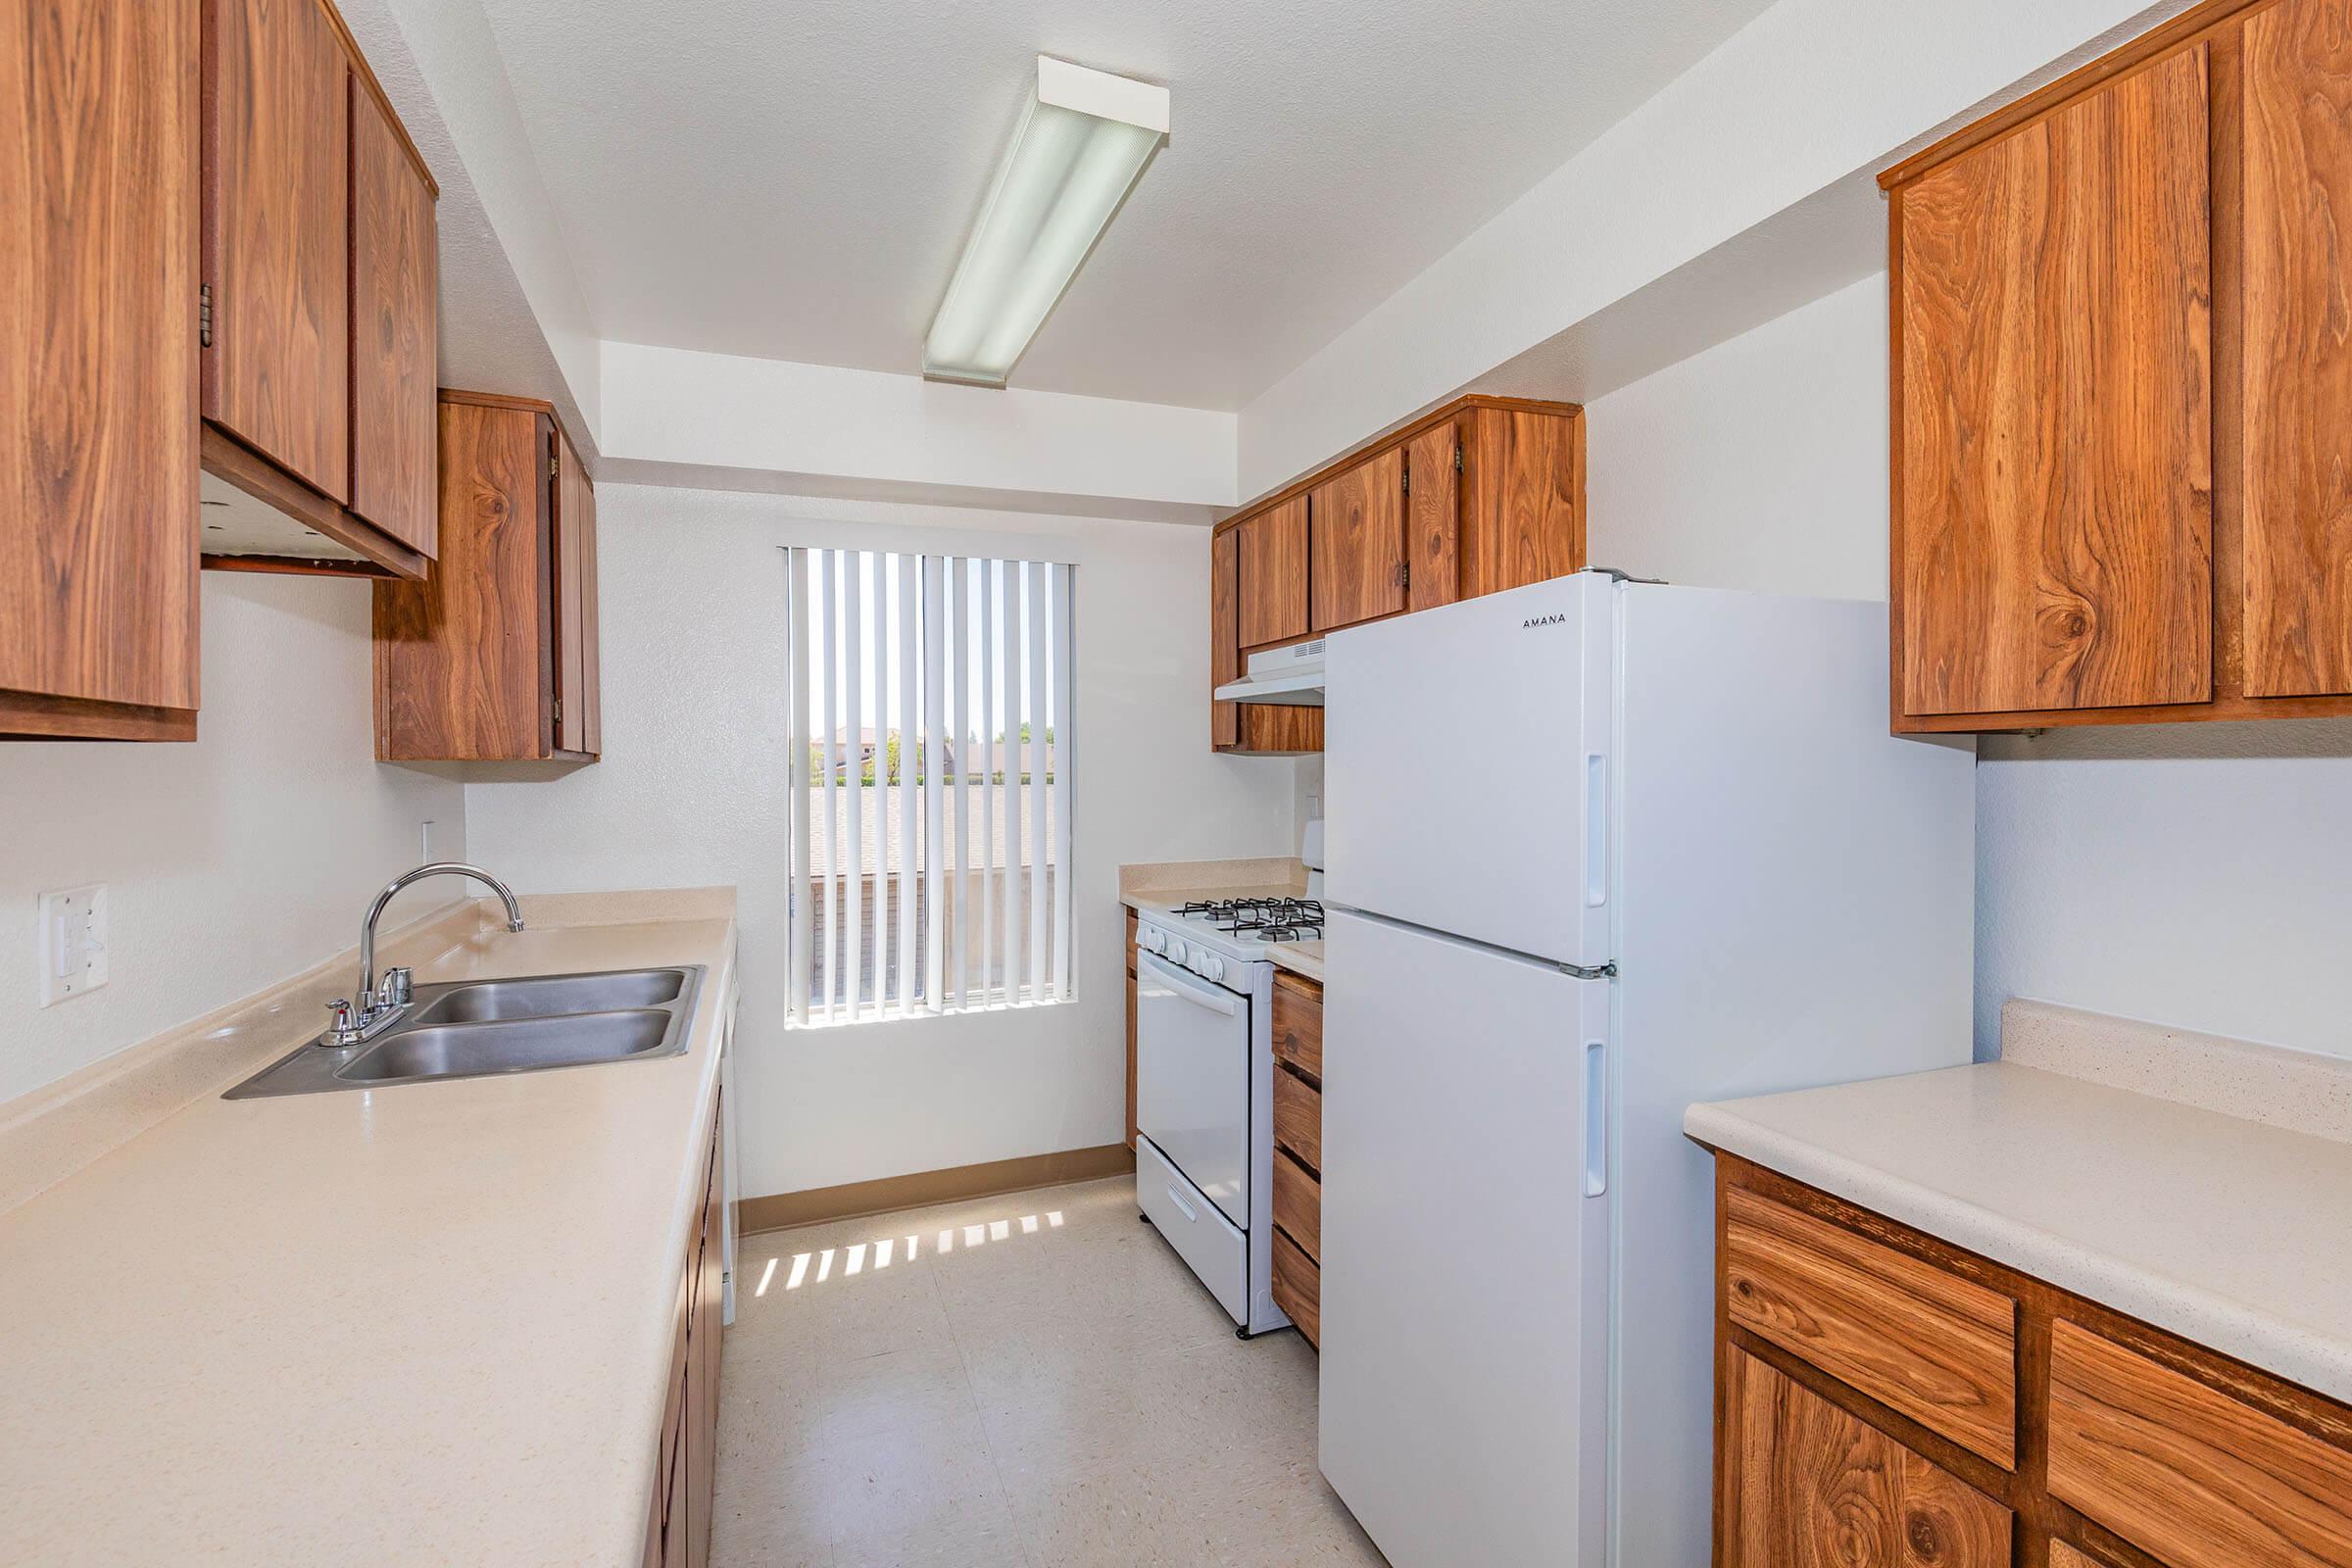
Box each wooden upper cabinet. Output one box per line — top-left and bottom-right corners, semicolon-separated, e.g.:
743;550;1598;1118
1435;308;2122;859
1459;407;1586;598
1404;421;1460;613
1210;527;1241;749
1237;496;1309;649
1886;0;2352;732
348;73;437;556
1;0;202;741
207;0;351;503
375;391;599;762
1311;446;1407;631
199;0;439;579
2242;0;2352;698
553;428;601;757
1893;46;2214;720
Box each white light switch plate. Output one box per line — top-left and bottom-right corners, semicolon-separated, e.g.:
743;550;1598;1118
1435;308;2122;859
38;884;109;1006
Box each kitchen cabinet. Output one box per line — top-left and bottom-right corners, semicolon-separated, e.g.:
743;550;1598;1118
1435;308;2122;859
646;1092;725;1568
2;0;202;742
1886;0;2352;732
200;0;439;579
373;390;602;762
1269;970;1323;1347
1710;1154;2352;1568
1208;395;1583;755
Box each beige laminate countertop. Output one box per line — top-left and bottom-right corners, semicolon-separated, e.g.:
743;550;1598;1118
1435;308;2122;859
1687;1056;2352;1403
0;905;736;1566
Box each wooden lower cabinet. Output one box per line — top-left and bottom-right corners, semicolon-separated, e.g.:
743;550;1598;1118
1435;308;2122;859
646;1093;725;1568
1712;1156;2352;1568
1270;970;1324;1346
1721;1348;2011;1568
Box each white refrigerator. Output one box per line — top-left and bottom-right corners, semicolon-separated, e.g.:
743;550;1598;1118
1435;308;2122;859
1317;571;1975;1568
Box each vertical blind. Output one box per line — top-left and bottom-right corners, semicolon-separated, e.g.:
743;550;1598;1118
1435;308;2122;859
785;549;1075;1026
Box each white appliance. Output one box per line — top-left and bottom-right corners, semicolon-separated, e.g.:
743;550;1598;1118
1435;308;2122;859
1211;638;1326;705
1317;571;1976;1568
1132;896;1326;1337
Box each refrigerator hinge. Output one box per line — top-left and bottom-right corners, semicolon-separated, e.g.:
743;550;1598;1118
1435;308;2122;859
1560;960;1617;980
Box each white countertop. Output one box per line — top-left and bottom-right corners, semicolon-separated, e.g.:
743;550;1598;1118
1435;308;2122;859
1687;1057;2352;1402
0;901;736;1566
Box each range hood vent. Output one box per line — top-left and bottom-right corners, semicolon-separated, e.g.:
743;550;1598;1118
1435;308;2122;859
1214;639;1325;707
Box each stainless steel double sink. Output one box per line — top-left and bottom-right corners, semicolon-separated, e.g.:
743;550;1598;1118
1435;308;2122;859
225;966;706;1099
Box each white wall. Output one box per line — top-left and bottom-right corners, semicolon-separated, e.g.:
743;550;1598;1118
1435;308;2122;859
462;484;1299;1200
0;574;467;1104
1586;274;1887;600
1976;724;2352;1060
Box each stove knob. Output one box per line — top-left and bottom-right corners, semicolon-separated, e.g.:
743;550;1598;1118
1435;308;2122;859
1167;939;1189;966
1200;956;1226;984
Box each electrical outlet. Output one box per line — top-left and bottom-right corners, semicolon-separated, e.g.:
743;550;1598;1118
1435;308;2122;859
37;884;109;1006
419;818;437;863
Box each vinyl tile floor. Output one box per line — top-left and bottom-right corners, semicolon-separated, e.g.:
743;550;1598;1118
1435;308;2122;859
712;1175;1388;1567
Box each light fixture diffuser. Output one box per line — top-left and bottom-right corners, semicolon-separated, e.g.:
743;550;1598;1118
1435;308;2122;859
924;57;1170;388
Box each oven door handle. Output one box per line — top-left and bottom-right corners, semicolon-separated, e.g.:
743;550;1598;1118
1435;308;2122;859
1138;952;1242;1017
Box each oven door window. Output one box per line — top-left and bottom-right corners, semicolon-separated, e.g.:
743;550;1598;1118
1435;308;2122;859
1134;953;1251;1228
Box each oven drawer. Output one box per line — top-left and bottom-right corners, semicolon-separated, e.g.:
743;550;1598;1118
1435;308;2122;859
1138;1135;1248;1324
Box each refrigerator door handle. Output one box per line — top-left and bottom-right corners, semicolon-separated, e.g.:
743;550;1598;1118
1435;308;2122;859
1584;754;1608;909
1582;1038;1607;1198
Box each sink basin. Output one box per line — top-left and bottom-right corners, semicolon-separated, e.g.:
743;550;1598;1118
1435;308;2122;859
224;965;705;1099
338;1009;672;1083
410;969;684;1024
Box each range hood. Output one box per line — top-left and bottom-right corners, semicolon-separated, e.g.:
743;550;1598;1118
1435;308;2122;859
1214;639;1325;706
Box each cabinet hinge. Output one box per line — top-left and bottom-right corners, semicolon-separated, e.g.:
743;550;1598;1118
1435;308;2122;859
198;284;213;349
1393;563;1409;590
554;697;564;725
1400;464;1409;496
1453;447;1463;473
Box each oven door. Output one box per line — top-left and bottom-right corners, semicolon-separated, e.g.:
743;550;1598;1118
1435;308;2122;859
1134;950;1251;1229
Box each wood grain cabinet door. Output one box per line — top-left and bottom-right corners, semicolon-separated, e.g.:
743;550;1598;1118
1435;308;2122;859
1310;447;1406;631
1722;1348;2012;1568
1210;527;1241;749
2242;0;2352;698
554;431;599;756
347;74;436;555
207;0;351;504
2;0;202;736
1237;496;1309;648
1895;45;2214;717
1404;421;1460;612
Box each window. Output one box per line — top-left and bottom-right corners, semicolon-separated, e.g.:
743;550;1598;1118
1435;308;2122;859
784;549;1074;1024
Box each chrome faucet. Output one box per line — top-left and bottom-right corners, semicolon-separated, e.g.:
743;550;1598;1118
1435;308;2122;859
321;862;525;1047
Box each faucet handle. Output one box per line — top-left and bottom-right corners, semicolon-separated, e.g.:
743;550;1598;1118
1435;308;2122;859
322;999;358;1047
381;967;414;1006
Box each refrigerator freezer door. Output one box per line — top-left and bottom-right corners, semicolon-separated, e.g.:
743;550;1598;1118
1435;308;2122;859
1318;907;1610;1568
1323;573;1614;968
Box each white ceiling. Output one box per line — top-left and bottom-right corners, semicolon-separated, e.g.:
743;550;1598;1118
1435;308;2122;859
472;0;1775;412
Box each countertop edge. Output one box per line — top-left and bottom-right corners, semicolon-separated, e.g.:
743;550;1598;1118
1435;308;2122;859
1684;1100;2352;1405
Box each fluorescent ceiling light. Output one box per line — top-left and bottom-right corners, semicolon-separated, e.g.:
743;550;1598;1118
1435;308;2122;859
924;57;1170;389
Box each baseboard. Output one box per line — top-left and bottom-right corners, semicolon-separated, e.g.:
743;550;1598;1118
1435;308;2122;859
739;1144;1137;1235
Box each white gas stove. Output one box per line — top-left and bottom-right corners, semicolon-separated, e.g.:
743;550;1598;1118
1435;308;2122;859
1140;896;1326;976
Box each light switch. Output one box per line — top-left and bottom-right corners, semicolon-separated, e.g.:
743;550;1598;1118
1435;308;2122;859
37;884;109;1006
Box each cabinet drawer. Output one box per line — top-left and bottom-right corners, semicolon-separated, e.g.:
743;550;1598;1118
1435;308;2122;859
1273;1149;1320;1261
2049;1320;2352;1568
1724;1187;2017;1466
1272;1226;1320;1348
1273;972;1322;1079
1273;1064;1321;1170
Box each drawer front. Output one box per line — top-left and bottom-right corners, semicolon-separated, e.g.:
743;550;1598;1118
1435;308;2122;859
1273;1148;1320;1261
1273;972;1322;1080
1724;1187;2017;1467
1137;1136;1249;1323
2049;1320;2352;1568
1272;1226;1320;1347
1273;1063;1322;1170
